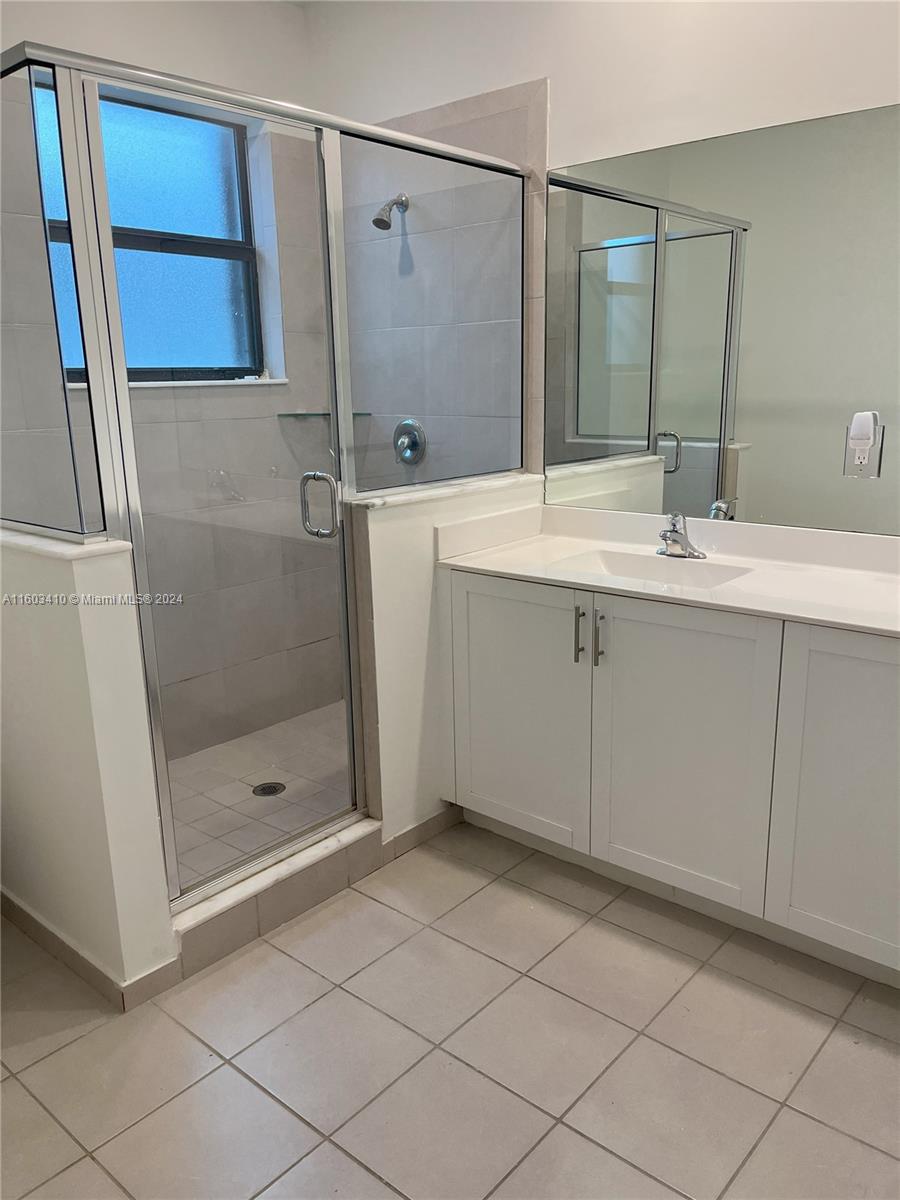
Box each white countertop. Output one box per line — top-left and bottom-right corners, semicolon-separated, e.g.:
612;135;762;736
441;533;900;637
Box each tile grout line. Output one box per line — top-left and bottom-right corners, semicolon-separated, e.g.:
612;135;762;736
711;975;869;1200
7;833;896;1200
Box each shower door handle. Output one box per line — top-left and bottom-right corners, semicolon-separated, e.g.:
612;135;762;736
657;430;683;474
300;471;339;539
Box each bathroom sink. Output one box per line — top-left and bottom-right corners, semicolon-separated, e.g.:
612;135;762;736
557;549;753;589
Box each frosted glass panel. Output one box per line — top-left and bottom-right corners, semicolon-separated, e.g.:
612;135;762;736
32;83;67;220
100;100;242;239
1;67;102;533
48;240;85;369
114;248;254;369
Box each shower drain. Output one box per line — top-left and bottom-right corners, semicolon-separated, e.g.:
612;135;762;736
252;781;287;797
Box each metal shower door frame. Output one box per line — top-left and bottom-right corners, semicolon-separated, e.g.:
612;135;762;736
2;40;530;904
72;71;364;903
547;172;749;492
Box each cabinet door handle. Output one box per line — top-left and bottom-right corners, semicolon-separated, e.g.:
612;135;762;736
593;611;606;665
573;605;585;662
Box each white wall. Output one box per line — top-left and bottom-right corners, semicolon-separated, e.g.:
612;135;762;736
1;2;313;101
7;3;897;174
300;2;900;166
357;476;543;842
1;535;176;985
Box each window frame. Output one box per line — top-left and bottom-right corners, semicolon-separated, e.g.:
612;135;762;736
46;93;264;383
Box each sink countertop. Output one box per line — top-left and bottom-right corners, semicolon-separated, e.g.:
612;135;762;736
440;534;900;637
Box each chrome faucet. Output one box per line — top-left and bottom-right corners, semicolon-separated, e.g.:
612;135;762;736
708;497;737;521
657;512;706;559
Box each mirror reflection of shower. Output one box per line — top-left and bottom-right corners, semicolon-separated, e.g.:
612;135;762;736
372;192;409;230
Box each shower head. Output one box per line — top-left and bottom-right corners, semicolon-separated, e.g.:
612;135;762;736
372;192;409;230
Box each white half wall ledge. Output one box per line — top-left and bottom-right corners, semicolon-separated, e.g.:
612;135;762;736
0;534;176;989
357;473;545;842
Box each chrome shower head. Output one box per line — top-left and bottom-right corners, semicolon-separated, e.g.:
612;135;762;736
372;192;409;230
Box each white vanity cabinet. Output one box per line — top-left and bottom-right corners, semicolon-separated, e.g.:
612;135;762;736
451;572;781;907
451;571;594;851
765;623;900;969
590;596;782;915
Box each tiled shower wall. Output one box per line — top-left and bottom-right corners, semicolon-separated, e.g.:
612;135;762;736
0;71;102;533
341;138;524;490
133;130;343;759
383;79;549;477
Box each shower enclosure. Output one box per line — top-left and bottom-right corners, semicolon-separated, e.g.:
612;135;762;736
544;174;747;516
1;43;525;901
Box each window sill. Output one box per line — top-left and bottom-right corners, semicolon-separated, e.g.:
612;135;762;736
66;378;290;391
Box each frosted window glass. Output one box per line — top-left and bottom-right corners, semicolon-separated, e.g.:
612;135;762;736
48;241;85;369
114;249;254;368
32;84;67;221
100;101;242;239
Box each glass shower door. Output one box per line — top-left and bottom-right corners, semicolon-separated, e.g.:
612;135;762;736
79;79;356;896
656;214;735;517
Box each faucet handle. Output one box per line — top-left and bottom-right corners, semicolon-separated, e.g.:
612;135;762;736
664;512;686;533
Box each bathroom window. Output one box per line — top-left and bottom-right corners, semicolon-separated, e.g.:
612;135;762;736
34;86;263;381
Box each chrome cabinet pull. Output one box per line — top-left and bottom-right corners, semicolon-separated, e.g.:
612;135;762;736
657;430;683;474
573;605;585;662
300;471;339;539
593;611;606;665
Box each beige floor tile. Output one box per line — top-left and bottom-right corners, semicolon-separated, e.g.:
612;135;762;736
1;919;53;984
191;806;253;838
567;1037;777;1200
335;1050;552;1200
505;852;625;914
446;977;634;1115
725;1108;900;1200
259;1143;395;1199
427;824;533;873
494;1125;682;1200
843;979;900;1044
174;822;211;853
1;1078;81;1200
232;791;297;820
1;962;116;1072
531;919;699;1028
709;930;861;1016
171;792;222;824
345;928;517;1042
155;940;332;1057
601;889;732;961
219;819;285;853
647;966;834;1099
268;889;421;983
97;1066;319;1200
205;780;255;806
434;879;586;971
790;1023;900;1155
241;766;299;787
20;1003;220;1148
178;837;243;875
261;803;327;834
354;846;493;924
27;1158;128;1199
235;988;429;1133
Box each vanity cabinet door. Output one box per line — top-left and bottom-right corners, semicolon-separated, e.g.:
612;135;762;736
451;572;593;852
591;596;782;915
766;623;900;969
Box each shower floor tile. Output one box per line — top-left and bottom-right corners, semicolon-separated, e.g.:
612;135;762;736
168;703;351;891
3;823;898;1200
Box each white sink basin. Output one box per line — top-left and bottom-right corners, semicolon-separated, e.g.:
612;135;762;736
556;549;753;589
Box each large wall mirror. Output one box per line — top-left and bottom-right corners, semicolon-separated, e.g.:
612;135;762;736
544;105;899;536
